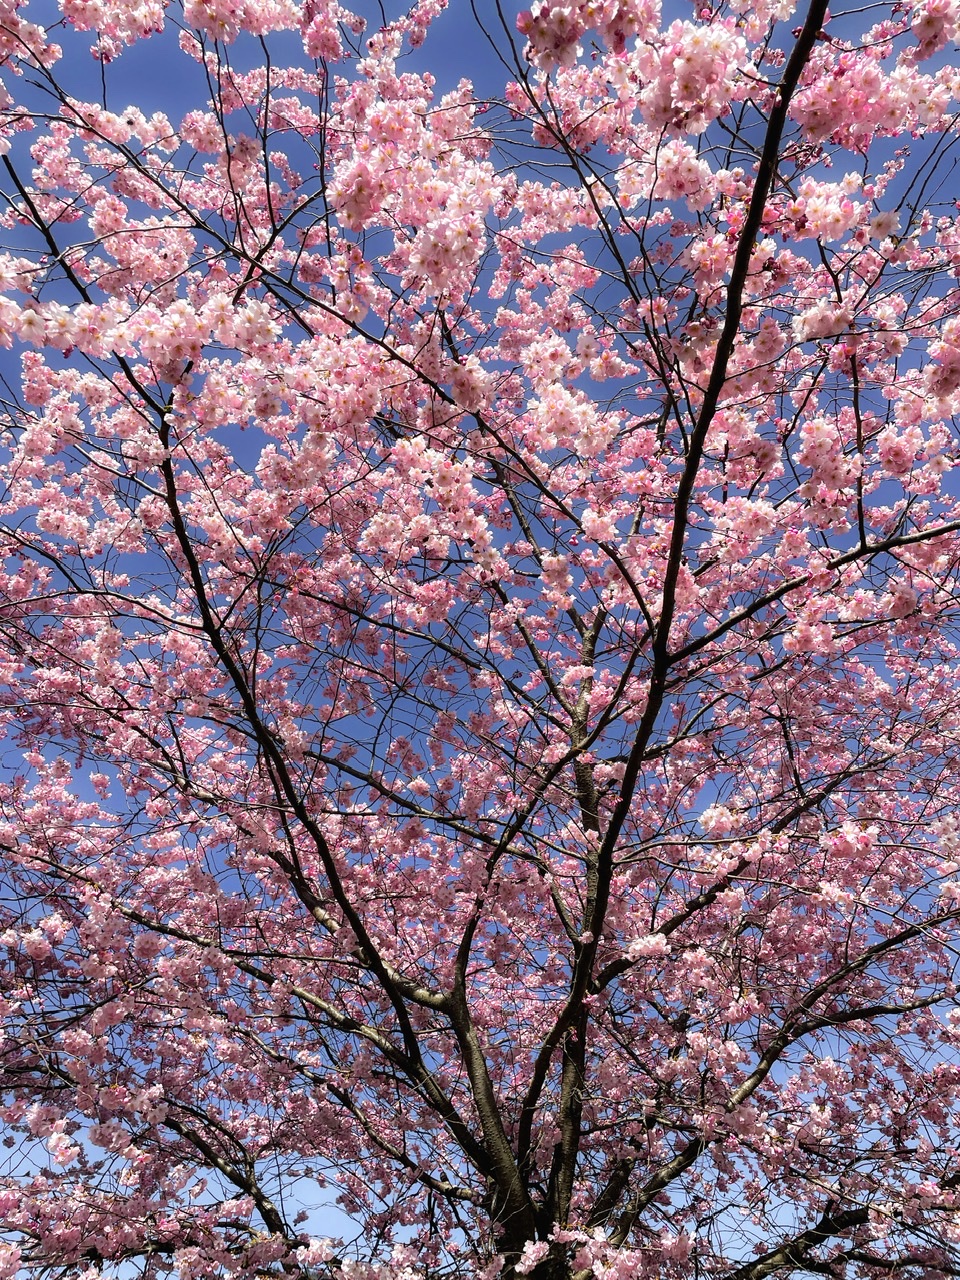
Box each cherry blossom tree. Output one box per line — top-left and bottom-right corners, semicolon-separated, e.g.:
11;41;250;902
3;0;960;1276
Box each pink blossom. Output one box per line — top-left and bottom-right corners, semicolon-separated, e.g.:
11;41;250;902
46;1132;80;1167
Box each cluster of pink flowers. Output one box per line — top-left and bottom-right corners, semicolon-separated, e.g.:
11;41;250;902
924;315;960;404
790;46;952;144
789;175;865;241
517;0;650;68
911;0;960;59
618;139;715;210
636;20;749;133
795;416;861;491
